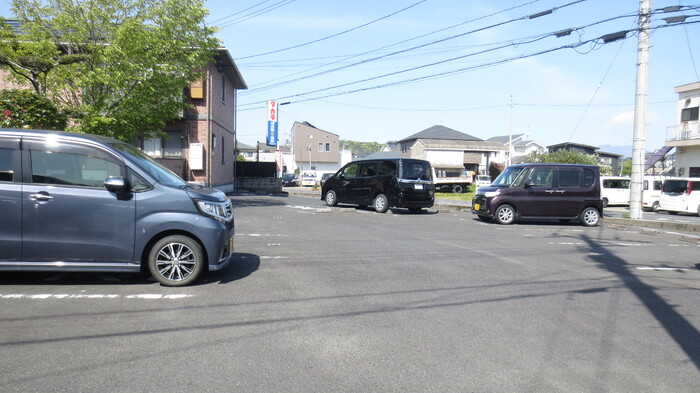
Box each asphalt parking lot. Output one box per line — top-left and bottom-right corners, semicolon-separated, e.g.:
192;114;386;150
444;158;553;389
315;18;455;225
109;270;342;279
1;193;698;392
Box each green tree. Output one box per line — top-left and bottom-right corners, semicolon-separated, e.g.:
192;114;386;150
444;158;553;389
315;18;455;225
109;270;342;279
2;0;219;141
621;159;632;176
340;140;383;156
521;149;611;175
0;89;67;129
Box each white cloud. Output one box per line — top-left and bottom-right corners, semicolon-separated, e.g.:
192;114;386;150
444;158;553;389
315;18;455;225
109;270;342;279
610;111;634;125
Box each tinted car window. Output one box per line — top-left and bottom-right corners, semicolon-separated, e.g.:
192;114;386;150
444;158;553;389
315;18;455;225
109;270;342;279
0;148;12;182
403;160;432;180
492;166;526;186
583;169;595;187
664;180;687;194
558;168;580;187
528;167;553;187
359;162;378;177
380;160;397;176
31;149;121;188
340;163;359;178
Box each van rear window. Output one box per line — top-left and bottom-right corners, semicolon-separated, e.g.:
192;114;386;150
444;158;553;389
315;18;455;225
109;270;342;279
663;180;687;194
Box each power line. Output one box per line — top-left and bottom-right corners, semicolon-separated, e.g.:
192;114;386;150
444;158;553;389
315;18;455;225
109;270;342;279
212;0;298;30
240;0;589;96
238;19;699;111
239;0;544;87
236;0;431;60
208;0;275;25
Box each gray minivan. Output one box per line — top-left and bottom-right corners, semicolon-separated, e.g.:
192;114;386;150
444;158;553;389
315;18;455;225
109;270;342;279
471;163;603;226
0;129;234;286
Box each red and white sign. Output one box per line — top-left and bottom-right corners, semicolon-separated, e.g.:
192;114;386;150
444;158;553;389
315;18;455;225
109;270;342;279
267;100;278;122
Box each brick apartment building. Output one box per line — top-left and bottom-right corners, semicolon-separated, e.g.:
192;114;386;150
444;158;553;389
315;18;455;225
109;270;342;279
0;48;247;193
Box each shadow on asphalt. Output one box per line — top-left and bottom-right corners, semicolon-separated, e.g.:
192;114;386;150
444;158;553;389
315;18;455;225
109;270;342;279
0;253;260;287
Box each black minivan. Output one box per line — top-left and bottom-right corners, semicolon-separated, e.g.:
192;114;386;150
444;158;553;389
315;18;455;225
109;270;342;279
471;163;603;226
321;158;435;213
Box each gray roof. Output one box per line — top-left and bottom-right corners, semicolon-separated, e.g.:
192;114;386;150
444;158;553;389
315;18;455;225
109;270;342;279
487;134;526;144
417;139;506;151
399;125;482;142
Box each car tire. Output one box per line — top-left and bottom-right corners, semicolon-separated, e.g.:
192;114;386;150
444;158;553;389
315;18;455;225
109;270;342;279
602;197;609;208
579;207;600;227
374;194;389;213
325;190;337;207
494;204;515;225
148;235;204;287
452;184;464;194
651;201;660;212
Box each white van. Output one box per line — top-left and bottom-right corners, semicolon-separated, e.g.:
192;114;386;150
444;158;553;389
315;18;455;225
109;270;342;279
658;177;700;216
600;176;630;207
641;176;664;212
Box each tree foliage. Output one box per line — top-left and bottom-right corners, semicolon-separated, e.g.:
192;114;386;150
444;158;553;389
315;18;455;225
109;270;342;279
0;89;67;129
521;149;611;175
2;0;219;141
340;140;383;156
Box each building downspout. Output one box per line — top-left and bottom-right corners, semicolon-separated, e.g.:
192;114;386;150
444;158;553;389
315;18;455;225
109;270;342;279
206;67;212;187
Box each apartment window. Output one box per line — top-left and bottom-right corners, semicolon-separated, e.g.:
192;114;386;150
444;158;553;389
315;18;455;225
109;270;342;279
325;142;331;152
221;75;226;103
318;142;323;152
681;107;698;122
163;131;182;158
690;167;700;177
143;138;163;158
221;136;225;165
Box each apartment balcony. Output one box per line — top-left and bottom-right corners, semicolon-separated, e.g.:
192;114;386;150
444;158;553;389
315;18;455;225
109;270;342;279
666;121;700;147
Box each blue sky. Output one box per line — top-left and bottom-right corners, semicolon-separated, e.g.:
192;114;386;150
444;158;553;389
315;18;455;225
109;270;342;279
3;0;699;152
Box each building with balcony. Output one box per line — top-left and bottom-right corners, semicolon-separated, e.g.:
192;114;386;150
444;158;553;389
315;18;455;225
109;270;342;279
666;81;700;177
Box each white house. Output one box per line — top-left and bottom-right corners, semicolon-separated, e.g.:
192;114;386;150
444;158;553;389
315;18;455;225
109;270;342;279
666;81;700;177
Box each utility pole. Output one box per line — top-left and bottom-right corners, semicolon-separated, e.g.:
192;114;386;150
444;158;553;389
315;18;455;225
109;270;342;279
508;95;513;167
630;0;651;220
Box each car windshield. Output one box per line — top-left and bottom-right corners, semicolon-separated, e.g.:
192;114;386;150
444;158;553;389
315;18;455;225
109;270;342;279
401;160;432;181
491;166;526;187
109;142;188;188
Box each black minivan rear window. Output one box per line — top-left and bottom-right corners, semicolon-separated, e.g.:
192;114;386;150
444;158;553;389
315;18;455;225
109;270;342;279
402;160;432;181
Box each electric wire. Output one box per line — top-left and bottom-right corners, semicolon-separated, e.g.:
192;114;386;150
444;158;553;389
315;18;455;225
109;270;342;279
238;19;700;111
240;0;544;87
239;0;590;96
235;0;430;60
214;0;297;30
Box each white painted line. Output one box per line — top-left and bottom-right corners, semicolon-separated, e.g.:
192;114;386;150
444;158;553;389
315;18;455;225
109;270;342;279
636;267;689;272
0;294;193;300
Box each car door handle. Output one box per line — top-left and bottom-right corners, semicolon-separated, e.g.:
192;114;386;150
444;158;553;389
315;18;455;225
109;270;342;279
555;190;566;193
29;192;54;201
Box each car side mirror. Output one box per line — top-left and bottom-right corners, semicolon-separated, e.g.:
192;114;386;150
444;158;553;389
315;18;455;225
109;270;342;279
105;176;128;192
524;181;535;188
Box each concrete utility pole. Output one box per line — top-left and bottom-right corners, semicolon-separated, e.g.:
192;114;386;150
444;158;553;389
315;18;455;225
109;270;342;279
508;95;513;167
629;0;651;220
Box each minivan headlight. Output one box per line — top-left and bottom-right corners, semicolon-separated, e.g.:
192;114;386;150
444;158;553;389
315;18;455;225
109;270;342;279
484;190;501;198
196;199;233;223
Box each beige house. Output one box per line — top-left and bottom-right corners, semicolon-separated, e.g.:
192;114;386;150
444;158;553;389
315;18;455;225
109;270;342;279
666;81;700;177
398;125;506;176
291;121;341;177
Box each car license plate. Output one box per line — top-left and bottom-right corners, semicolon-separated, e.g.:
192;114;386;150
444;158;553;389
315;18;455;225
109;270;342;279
414;184;424;190
474;203;480;210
